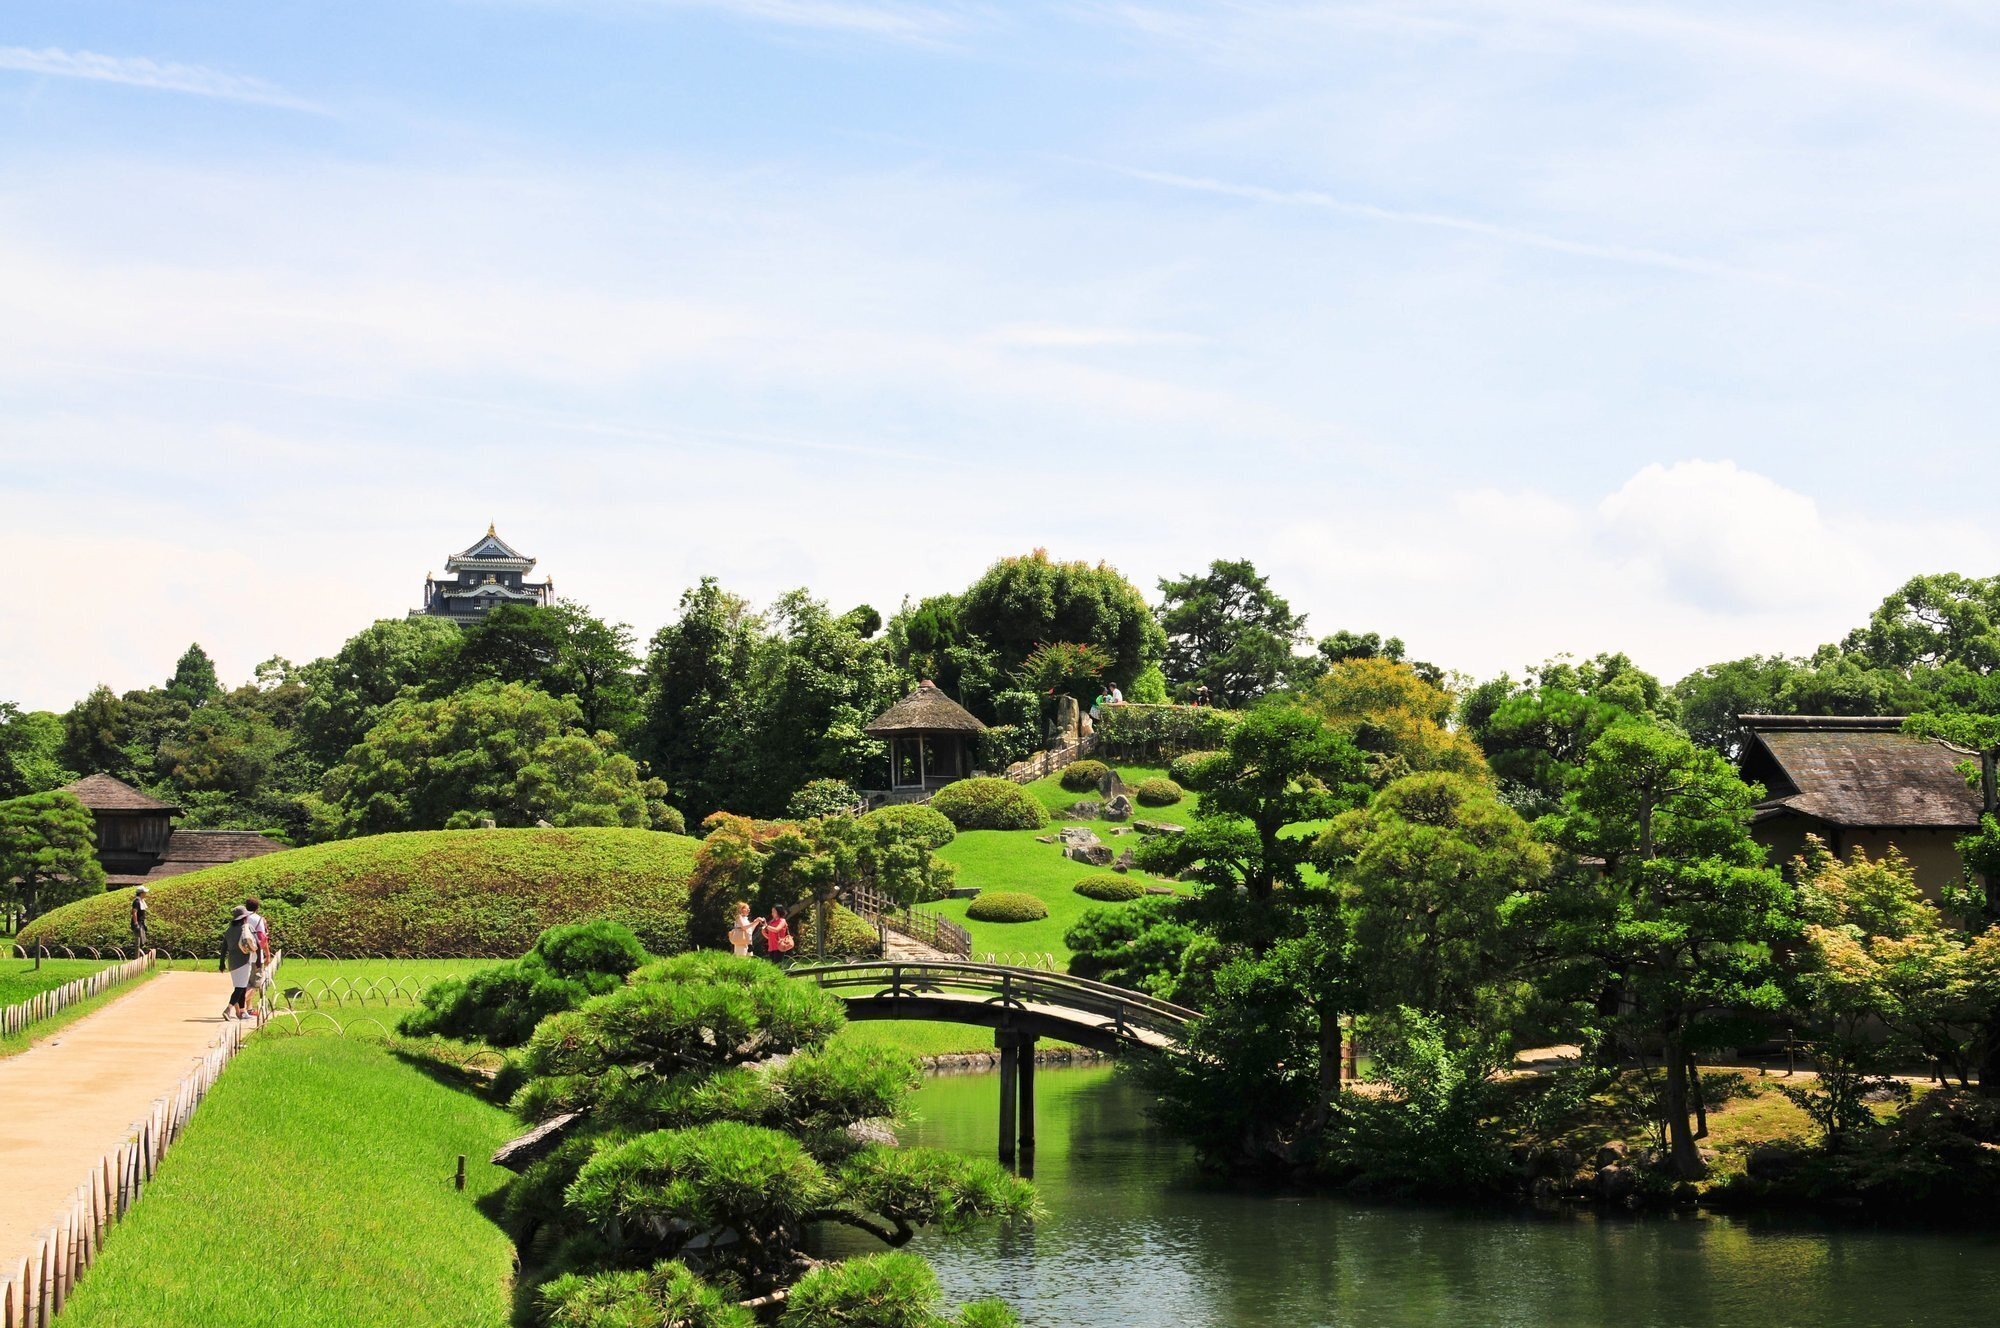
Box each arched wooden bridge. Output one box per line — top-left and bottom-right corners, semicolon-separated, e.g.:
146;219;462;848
789;960;1196;1164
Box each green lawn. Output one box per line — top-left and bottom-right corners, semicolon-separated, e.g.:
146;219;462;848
0;956;111;1006
932;764;1194;963
61;1037;520;1328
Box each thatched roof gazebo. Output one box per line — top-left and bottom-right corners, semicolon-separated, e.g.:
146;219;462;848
866;682;987;796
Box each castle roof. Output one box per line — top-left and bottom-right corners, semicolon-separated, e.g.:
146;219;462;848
446;524;537;573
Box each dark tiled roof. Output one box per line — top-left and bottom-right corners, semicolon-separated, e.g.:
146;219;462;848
61;773;179;814
160;831;288;866
865;682;987;736
1742;717;1982;830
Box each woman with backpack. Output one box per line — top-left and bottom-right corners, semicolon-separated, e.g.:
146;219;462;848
220;904;258;1019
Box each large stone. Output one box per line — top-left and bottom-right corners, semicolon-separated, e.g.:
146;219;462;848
1066;843;1115;867
1053;695;1081;744
1097;769;1128;799
1058;826;1104;848
1101;794;1133;822
1133;819;1184;836
1066;800;1103;819
1113;849;1136;872
493;1110;583;1172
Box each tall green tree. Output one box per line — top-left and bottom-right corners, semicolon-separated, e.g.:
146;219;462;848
165;643;223;707
544;601;643;742
0;791;105;922
1134;704;1368;944
294;617;464;766
1543;720;1798;1177
957;551;1164;710
640;578;760;820
315;682;671;837
59;685;131;781
1155;558;1308;707
0;704;73;798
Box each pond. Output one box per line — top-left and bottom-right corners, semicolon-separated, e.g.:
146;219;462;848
833;1065;2000;1328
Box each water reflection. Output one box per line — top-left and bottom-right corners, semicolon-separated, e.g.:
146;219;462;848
825;1065;2000;1328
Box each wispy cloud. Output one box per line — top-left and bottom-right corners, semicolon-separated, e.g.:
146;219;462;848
0;46;320;111
1111;164;1814;288
573;0;982;42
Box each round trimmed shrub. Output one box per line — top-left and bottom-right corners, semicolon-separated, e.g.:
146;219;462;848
1167;750;1221;788
1072;875;1146;902
16;827;698;958
401;920;649;1046
964;891;1050;923
929;778;1048;831
1059;759;1111;792
1134;777;1184;807
785;778;861;820
858;803;956;850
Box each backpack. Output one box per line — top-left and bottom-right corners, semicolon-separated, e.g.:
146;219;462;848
237;927;257;956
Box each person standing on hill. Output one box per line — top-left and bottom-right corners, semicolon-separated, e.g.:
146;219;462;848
219;905;257;1019
130;886;150;953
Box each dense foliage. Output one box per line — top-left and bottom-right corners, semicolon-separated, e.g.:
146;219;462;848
1072;875;1148;902
1058;760;1109;792
0;791;105;922
402;920;651;1046
18;828;698;956
505;952;1032;1322
1155;558;1310;707
1133;777;1183;807
928;778;1049;831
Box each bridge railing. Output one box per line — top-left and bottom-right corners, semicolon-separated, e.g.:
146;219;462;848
790;959;1196;1046
841;885;973;958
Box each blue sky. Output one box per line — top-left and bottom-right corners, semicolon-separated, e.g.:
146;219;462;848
3;1;1998;708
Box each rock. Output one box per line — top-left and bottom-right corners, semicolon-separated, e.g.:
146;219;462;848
1058;826;1104;848
1143;884;1177;895
1054;695;1081;744
1109;827;1132;836
493;1111;583;1172
1596;1165;1638;1203
1098;769;1128;799
1113;850;1136;872
846;1119;899;1148
1102;794;1133;822
1035;835;1058;844
1067;800;1103;819
1133;819;1184;836
1594;1141;1629;1170
1067;843;1115;867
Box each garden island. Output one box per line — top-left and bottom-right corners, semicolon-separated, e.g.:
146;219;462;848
4;547;2000;1326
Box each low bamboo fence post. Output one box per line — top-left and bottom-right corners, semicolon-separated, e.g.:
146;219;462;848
1;954;156;1043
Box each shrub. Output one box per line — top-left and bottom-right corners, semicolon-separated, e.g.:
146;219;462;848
1134;778;1183;807
964;891;1049;923
1072;875;1147;902
1094;705;1237;761
17;828;698;957
798;903;882;959
975;725;1037;772
1059;760;1110;792
928;779;1048;832
1064;896;1195;996
401;920;650;1046
786;779;861;820
858;804;956;851
1167;750;1222;788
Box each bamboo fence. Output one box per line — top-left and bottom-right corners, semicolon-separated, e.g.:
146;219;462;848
1;955;155;1042
0;964;268;1325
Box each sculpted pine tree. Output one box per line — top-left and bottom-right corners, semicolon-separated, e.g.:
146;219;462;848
508;953;1031;1325
0;791;106;922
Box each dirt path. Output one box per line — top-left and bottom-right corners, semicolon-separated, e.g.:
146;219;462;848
0;970;238;1263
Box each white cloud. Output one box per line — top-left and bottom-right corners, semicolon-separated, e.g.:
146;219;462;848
0;46;320;111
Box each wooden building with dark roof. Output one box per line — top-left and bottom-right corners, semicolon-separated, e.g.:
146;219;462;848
1739;715;1985;894
60;774;287;889
413;525;554;624
864;682;987;800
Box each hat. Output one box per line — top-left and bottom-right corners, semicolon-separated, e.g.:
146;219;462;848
231;904;248;919
135;886;149;894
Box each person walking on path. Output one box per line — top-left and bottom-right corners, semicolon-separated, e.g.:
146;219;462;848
726;902;764;958
130;886;150;953
761;906;793;961
219;905;257;1019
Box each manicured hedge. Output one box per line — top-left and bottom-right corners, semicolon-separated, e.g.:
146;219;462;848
17;828;699;958
1134;777;1184;807
928;778;1049;831
857;804;956;850
1059;759;1110;792
964;891;1050;923
1072;875;1147;902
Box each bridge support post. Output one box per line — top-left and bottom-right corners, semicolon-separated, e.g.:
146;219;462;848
996;1030;1018;1165
995;1028;1038;1166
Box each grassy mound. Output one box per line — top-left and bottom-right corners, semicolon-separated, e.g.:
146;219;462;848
1073;875;1148;902
1134;777;1184;807
19;828;698;958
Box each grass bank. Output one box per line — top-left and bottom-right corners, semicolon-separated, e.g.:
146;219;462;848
0;956;110;1005
60;1036;519;1328
933;764;1193;963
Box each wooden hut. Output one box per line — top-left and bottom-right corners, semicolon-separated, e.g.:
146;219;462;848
866;683;987;797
